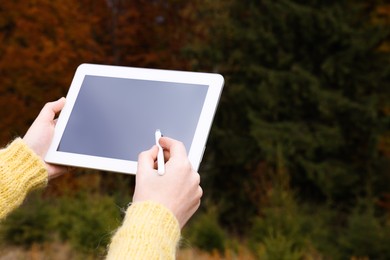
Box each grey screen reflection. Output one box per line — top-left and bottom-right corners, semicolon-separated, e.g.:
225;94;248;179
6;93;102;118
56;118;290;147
58;75;209;161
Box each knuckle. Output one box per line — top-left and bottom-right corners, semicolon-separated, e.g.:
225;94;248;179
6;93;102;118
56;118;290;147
138;150;148;160
44;101;55;108
198;186;203;198
195;172;201;184
173;139;185;147
41;102;51;112
178;141;185;148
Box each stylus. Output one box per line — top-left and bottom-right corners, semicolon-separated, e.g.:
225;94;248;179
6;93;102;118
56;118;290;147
155;129;165;175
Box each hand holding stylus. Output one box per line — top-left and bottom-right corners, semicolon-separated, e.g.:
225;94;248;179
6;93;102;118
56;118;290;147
133;137;202;228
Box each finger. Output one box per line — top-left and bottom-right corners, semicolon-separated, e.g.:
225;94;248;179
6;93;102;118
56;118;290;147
51;97;66;115
47;164;68;180
137;145;158;173
198;186;203;199
38;97;66;121
195;172;201;185
163;149;170;161
159;137;187;159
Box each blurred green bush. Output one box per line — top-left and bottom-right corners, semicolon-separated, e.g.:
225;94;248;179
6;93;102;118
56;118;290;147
183;205;226;254
52;193;121;255
0;192;121;256
0;195;53;247
2;189;390;259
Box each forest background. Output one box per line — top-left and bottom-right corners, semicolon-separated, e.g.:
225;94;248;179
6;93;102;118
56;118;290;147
0;0;389;259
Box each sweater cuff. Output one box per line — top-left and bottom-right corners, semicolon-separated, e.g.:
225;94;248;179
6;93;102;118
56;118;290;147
0;138;48;219
107;201;181;259
124;201;181;241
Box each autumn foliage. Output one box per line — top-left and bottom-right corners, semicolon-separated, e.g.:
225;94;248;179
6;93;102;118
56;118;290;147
0;0;192;145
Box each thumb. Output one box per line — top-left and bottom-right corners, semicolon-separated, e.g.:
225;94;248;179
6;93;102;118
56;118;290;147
51;97;66;114
38;97;66;121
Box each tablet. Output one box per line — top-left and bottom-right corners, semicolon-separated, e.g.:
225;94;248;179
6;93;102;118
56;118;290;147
45;64;224;174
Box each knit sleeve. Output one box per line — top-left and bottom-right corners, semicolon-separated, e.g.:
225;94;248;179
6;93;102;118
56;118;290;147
0;138;48;220
106;201;181;260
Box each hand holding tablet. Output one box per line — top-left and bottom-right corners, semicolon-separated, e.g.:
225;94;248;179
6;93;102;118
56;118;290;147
23;97;68;179
45;64;224;174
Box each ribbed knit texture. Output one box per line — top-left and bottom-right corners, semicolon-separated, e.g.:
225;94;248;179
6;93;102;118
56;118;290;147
0;138;48;220
0;139;181;258
106;201;181;260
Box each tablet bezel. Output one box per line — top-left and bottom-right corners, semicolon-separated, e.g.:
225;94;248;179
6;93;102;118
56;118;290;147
45;63;224;174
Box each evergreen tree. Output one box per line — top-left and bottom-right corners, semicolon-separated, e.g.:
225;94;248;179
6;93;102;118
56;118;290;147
187;0;390;228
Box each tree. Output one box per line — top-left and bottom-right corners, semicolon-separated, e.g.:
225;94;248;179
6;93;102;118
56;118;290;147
185;0;390;229
87;0;193;69
0;0;102;145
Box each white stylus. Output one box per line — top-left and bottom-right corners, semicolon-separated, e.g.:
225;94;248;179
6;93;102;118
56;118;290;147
155;129;165;175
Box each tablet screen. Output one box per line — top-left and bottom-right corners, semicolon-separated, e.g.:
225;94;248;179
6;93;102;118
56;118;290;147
57;75;209;161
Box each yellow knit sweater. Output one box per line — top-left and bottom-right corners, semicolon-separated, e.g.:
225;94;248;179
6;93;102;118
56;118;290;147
0;138;180;259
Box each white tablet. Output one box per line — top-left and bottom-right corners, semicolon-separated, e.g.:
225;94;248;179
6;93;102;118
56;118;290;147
45;64;224;174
